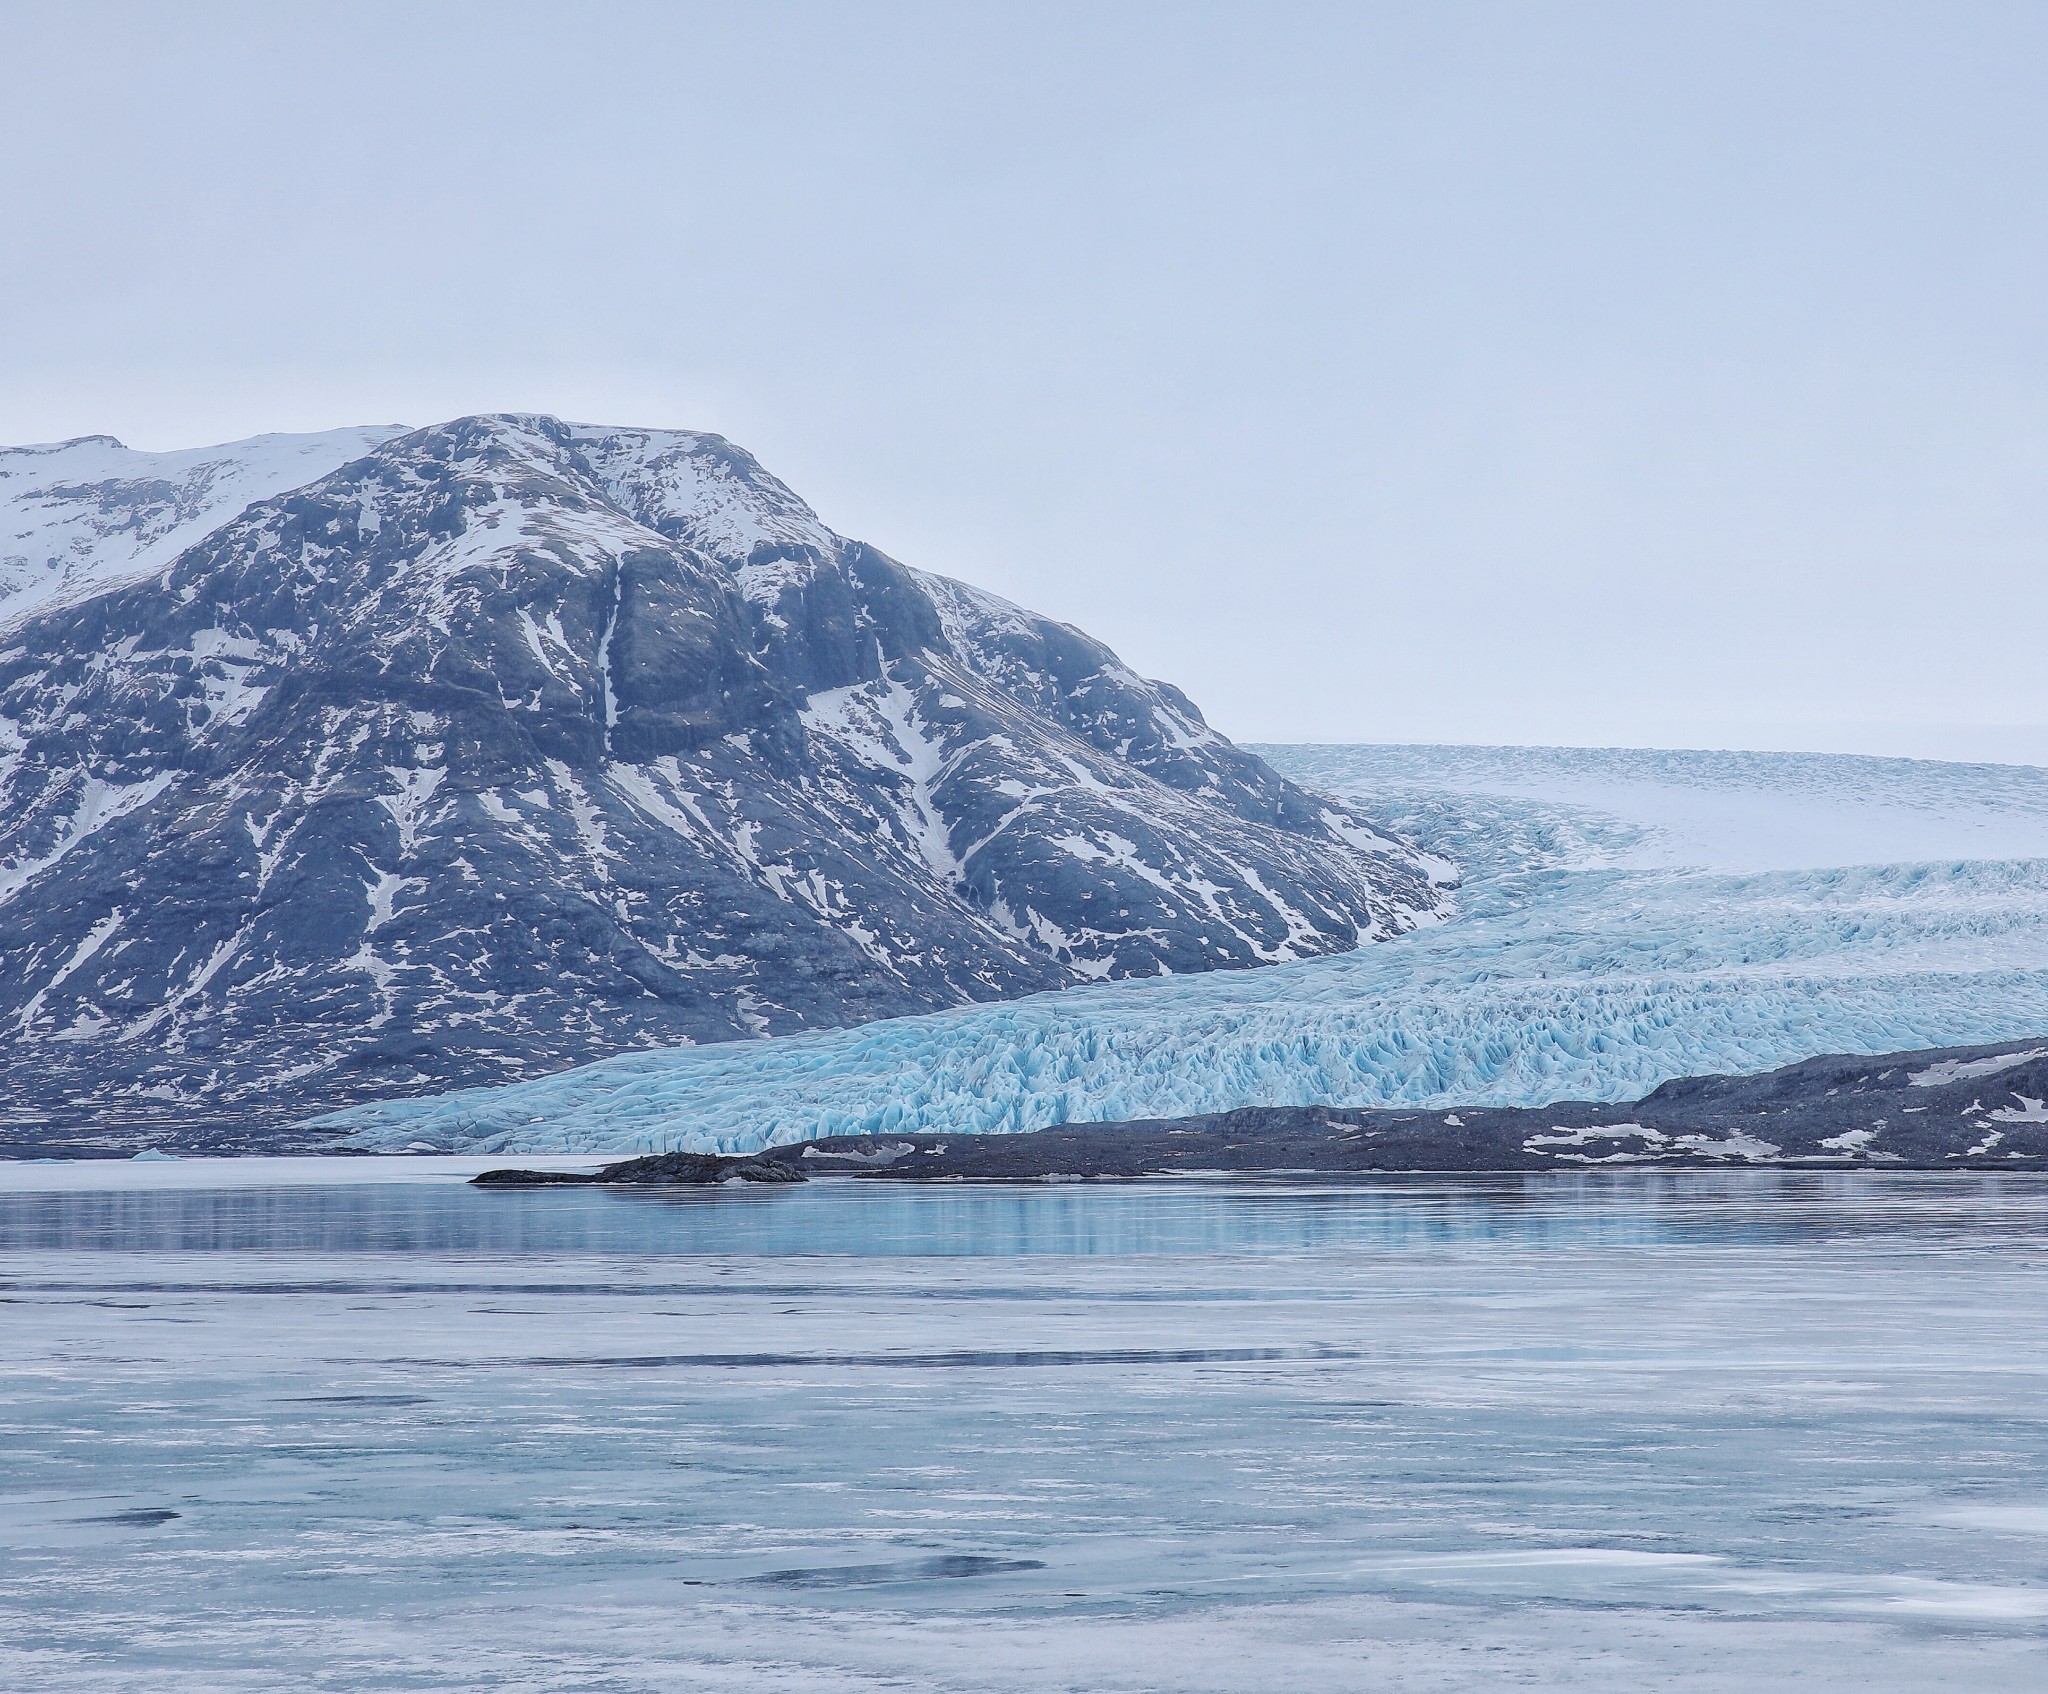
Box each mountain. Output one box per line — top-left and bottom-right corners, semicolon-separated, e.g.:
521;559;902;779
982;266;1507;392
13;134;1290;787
0;415;1444;1133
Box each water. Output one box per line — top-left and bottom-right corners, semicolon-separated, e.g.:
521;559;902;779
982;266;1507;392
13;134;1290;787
6;1165;2048;1690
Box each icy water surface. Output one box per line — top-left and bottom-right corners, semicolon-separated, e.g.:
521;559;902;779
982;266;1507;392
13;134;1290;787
6;1167;2048;1690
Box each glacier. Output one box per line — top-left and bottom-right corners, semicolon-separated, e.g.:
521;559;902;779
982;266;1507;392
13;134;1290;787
320;744;2048;1155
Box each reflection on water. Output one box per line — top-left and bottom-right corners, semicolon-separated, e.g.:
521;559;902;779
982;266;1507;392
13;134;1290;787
4;1170;2046;1257
9;1171;2048;1693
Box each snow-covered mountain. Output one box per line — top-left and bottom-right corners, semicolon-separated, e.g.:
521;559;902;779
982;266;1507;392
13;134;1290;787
0;415;1442;1131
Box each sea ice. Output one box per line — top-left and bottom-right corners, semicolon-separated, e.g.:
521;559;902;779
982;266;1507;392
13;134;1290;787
5;1171;2048;1691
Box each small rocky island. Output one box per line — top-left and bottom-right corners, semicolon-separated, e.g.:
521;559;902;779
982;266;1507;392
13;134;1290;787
471;1037;2048;1185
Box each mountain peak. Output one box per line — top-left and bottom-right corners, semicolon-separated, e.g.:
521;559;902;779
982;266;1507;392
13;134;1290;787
0;416;1443;1134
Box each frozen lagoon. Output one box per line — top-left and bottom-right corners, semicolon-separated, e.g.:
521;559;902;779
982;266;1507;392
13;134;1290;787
6;1160;2048;1690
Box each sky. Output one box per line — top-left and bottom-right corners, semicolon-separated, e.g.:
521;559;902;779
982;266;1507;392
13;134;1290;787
3;1;2045;760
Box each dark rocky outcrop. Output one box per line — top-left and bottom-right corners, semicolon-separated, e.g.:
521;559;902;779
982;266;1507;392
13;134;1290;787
472;1150;805;1186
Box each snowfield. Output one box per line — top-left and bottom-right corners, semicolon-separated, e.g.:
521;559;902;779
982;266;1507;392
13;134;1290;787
320;744;2048;1154
0;427;403;627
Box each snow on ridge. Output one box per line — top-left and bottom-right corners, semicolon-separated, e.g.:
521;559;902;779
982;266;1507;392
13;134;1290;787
801;666;967;891
913;568;1042;652
0;425;406;629
1908;1049;2048;1088
567;423;839;594
0;772;175;909
0;415;847;633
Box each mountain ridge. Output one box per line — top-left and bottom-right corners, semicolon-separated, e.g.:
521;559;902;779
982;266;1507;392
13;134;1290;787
0;425;408;627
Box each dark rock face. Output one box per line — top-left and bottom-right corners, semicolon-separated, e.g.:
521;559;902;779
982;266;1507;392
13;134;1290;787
0;415;1441;1131
472;1151;803;1186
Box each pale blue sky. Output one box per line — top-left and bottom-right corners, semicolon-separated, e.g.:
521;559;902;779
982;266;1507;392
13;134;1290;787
4;2;2045;758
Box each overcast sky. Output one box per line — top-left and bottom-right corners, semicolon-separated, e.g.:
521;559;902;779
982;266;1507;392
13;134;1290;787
3;2;2044;759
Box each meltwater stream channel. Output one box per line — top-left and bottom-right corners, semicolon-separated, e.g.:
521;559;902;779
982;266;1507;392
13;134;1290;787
4;1164;2048;1691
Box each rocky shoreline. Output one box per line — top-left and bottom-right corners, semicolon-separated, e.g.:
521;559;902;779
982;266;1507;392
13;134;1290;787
470;1036;2048;1185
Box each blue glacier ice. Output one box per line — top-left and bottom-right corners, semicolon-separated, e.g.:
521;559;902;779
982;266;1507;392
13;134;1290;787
319;746;2048;1154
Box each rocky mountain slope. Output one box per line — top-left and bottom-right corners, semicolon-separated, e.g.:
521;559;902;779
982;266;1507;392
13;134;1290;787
0;415;1442;1131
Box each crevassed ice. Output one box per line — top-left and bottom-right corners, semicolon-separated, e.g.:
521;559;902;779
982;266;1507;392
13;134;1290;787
322;745;2048;1155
